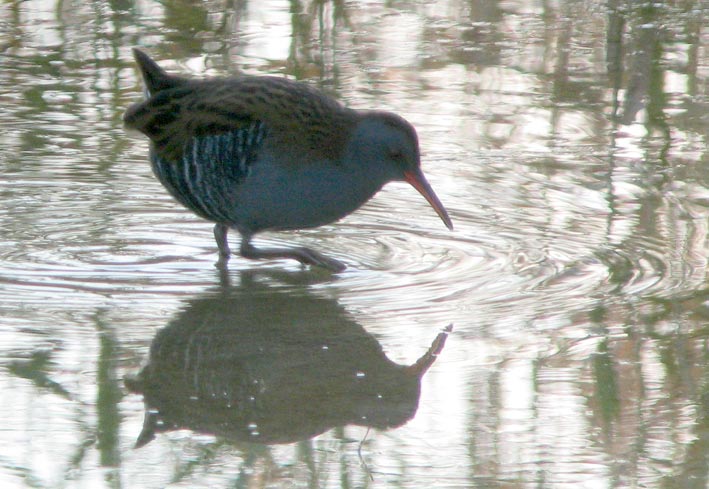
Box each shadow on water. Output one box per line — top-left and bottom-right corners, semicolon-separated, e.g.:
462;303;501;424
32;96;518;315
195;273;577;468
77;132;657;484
125;271;450;448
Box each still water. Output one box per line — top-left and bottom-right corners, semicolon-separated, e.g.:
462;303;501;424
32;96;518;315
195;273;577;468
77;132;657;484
1;0;709;487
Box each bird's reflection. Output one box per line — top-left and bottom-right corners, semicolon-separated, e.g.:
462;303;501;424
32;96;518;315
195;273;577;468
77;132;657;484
127;272;450;447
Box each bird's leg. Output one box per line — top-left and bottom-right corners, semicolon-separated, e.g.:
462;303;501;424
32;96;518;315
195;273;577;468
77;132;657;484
214;223;231;268
239;234;346;272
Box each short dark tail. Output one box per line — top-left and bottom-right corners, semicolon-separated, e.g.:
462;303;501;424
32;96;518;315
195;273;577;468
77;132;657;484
132;48;184;95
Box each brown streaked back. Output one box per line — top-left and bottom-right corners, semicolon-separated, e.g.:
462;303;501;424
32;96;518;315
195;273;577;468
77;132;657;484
124;50;357;164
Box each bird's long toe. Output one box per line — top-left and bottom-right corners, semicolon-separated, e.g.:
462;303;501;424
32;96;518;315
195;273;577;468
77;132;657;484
294;247;347;272
239;239;346;272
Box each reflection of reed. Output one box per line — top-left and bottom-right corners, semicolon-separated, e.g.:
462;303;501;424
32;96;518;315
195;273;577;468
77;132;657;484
127;275;450;447
606;0;669;136
583;302;709;487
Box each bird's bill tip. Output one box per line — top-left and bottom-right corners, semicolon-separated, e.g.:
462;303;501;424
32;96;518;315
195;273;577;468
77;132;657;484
404;170;454;231
404;324;453;376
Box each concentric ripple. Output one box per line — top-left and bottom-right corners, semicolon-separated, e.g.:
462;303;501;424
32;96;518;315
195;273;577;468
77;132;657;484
0;144;688;337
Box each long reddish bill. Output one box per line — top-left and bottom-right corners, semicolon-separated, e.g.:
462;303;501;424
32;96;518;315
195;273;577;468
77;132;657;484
404;170;454;230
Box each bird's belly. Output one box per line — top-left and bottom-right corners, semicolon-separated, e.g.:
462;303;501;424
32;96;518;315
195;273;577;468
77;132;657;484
150;149;383;234
236;160;381;233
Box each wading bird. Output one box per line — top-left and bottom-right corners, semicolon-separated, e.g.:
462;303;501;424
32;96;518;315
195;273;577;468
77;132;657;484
124;49;452;271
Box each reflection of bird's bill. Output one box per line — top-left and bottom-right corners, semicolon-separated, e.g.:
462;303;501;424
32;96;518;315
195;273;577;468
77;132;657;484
405;324;453;376
404;169;454;231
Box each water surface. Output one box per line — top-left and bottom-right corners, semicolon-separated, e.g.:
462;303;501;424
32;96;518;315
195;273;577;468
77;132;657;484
1;1;709;487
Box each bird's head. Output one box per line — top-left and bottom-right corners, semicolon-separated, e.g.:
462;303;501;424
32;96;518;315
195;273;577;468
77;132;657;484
350;111;453;231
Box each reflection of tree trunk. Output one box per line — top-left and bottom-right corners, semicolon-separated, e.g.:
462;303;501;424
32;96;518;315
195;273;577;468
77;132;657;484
606;0;625;120
685;6;701;97
96;311;122;470
287;0;349;85
606;2;671;159
607;1;666;125
621;5;660;125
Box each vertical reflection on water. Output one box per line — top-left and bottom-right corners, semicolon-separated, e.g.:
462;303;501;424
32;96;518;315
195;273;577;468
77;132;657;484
96;311;122;474
463;297;709;486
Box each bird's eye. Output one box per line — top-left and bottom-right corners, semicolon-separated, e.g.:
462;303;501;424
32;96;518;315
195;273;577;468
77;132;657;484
388;148;404;160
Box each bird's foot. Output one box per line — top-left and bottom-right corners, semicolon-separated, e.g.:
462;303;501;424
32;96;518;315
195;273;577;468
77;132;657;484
239;241;346;272
215;252;230;269
290;246;347;272
214;223;231;269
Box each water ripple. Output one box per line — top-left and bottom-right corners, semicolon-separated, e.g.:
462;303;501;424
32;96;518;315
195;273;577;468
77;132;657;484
0;204;669;317
0;148;690;333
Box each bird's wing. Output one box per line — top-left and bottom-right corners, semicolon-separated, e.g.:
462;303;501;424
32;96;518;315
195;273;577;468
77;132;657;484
124;76;354;164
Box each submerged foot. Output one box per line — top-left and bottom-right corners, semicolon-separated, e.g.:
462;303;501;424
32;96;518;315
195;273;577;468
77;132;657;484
239;239;346;272
288;246;347;272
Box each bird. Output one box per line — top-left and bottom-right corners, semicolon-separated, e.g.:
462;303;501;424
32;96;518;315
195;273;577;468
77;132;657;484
124;49;453;272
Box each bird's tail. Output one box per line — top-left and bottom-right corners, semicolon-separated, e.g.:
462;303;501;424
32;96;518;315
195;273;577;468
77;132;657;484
131;48;186;96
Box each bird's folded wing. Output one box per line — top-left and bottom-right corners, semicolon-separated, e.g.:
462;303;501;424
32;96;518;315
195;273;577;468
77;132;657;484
124;77;354;164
